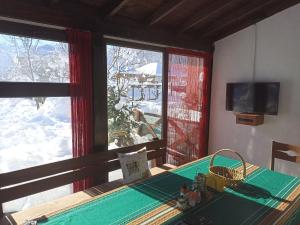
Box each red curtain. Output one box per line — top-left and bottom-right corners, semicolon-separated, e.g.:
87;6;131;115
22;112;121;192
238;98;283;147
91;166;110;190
167;48;212;166
67;29;94;192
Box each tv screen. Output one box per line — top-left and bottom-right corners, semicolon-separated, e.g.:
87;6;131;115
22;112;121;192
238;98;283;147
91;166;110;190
226;82;280;115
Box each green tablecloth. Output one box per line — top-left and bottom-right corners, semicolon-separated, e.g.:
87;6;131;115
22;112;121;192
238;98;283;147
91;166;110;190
40;155;300;225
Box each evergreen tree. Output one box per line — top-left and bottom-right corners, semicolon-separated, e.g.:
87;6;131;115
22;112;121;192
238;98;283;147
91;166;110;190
107;85;138;147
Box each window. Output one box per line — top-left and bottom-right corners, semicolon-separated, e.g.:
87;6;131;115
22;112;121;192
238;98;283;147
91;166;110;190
0;98;72;172
167;50;210;165
0;34;69;83
107;44;163;150
0;33;72;212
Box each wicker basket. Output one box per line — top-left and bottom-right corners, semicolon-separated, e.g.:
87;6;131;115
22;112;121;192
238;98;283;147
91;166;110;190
208;149;246;192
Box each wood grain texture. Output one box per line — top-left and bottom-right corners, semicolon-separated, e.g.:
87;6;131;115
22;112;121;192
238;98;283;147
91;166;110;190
200;0;300;40
0;140;165;186
92;34;108;184
0;82;70;98
0;140;166;206
0;0;211;51
100;0;131;18
0;20;66;41
0;204;3;218
235;113;264;126
179;0;245;33
271;141;300;170
0;0;299;44
147;0;187;26
1;0;297;46
4;164;175;225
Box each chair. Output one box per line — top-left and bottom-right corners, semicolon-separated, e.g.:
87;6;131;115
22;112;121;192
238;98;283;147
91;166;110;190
271;141;300;170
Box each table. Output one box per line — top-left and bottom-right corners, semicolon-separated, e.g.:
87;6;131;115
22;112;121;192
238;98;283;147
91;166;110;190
9;155;300;225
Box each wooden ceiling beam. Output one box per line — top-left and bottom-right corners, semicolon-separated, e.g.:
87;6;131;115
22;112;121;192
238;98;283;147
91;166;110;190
49;0;60;4
179;0;245;33
0;0;98;30
44;0;60;6
102;0;131;18
147;0;187;26
97;15;212;51
210;0;300;41
200;0;286;39
0;0;212;51
99;20;212;51
0;19;66;41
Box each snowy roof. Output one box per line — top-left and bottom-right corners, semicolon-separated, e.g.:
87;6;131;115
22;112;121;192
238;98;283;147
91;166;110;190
135;62;162;76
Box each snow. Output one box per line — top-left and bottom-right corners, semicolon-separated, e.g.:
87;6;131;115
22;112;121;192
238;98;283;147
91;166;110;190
107;45;163;153
0;98;72;171
138;101;162;115
114;96;128;110
135;62;162;76
0;98;73;213
109;169;123;181
4;185;72;214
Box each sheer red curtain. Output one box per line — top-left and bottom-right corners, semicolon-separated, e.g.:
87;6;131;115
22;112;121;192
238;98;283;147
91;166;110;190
67;29;93;192
167;48;212;166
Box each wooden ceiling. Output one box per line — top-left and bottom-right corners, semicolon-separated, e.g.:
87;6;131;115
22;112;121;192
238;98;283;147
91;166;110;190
78;0;300;41
0;0;300;50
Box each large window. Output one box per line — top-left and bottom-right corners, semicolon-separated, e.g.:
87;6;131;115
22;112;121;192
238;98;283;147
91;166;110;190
0;33;72;212
0;34;69;83
107;44;163;150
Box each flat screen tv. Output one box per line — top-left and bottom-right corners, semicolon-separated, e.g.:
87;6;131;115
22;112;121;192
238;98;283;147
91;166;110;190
226;82;280;115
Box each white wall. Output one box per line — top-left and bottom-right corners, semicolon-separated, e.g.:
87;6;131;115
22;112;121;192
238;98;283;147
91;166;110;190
209;4;300;176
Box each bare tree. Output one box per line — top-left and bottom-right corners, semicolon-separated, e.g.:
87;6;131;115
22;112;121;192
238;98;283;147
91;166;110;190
4;36;69;109
107;46;148;147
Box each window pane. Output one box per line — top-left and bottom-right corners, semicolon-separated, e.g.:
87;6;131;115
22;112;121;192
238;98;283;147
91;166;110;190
0;33;69;82
0;97;72;213
107;45;163;149
0;97;72;172
167;53;206;165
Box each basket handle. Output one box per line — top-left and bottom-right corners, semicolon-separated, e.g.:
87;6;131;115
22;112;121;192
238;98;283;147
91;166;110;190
210;149;247;179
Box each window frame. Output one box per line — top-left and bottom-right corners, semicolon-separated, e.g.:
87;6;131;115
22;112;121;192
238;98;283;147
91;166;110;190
0;20;70;98
0;21;72;170
0;21;73;213
104;38;168;149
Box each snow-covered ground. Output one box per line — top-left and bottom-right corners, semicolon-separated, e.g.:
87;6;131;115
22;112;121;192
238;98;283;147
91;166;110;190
0;98;72;213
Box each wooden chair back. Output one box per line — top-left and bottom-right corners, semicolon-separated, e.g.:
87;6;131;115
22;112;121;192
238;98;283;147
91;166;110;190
271;141;300;170
0;140;166;217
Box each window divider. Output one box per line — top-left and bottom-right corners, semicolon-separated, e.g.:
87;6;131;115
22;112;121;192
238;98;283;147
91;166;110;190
104;39;167;168
0;82;70;98
162;49;169;164
92;33;109;184
0;20;67;42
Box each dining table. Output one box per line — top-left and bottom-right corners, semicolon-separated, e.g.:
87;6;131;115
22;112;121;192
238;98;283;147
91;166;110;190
6;155;300;225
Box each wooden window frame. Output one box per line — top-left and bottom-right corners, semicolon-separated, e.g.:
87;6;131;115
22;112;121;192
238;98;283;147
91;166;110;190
104;39;168;152
0;20;66;42
0;22;71;216
0;20;70;98
0;22;170;216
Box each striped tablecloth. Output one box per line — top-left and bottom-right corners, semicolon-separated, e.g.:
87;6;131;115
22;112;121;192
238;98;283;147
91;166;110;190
39;155;300;225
